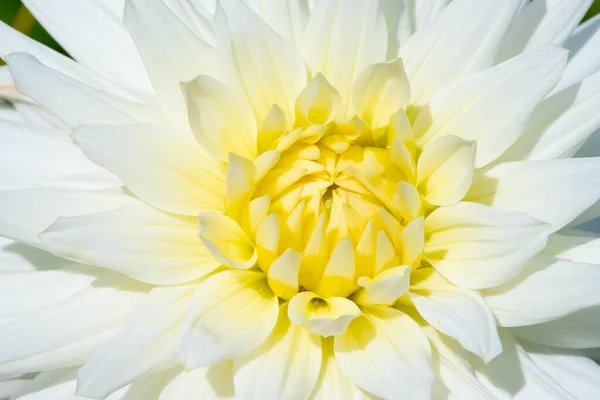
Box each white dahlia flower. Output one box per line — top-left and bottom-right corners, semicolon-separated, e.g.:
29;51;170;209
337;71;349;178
2;0;600;399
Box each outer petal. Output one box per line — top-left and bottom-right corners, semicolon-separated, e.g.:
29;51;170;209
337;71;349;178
0;275;149;375
158;363;235;400
244;0;310;49
483;255;600;327
467;158;600;232
0;188;132;247
497;0;593;62
73;123;226;216
234;304;322;400
335;307;434;400
0;237;65;273
559;13;600;89
40;201;219;285
124;0;216;118
512;306;600;349
6;53;156;127
214;0;307;124
184;75;257;161
424;202;549;289
179;270;279;369
400;0;522;105
411;269;502;362
77;286;195;399
21;0;153;94
413;47;567;167
303;0;388;117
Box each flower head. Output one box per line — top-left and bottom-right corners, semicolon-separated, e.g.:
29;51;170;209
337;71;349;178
2;0;600;399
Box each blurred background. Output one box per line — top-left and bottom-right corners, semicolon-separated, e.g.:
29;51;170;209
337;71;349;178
1;0;600;64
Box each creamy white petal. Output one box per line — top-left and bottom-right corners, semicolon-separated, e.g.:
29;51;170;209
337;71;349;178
497;0;593;62
0;21;138;100
179;270;279;369
243;0;309;49
112;369;180;400
21;0;153;95
124;0;216;118
512;306;600;349
380;0;412;59
467;158;600;231
484;255;600;327
0;264;99;319
0;275;149;375
0;237;65;273
11;369;84;400
6;53;157;127
426;329;500;400
401;0;522;106
559;13;600;89
408;0;449;32
424;202;549;289
411;269;502;362
214;0;307;125
73;123;226;216
505;70;600;161
335;307;434;400
0;188;133;247
41;201;219;285
77;285;194;399
0;377;29;399
234;305;322;400
475;330;577;399
519;344;600;400
303;0;388;117
0;120;121;191
158;363;235;400
183;75;257;161
413;47;567;167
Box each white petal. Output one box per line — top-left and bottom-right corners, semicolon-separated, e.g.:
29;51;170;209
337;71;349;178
111;369;180;400
519;344;600;400
475;330;577;399
21;0;152;94
0;275;149;375
352;58;410;129
183;75;257;161
426;329;500;400
41;201;218;285
506;70;600;161
484;255;600;327
0;377;29;399
425;202;549;289
303;0;388;117
401;0;522;105
124;0;216;118
497;0;593;62
179;270;279;368
512;306;600;349
407;0;449;32
215;0;307;124
413;47;567;167
73;123;225;216
335;307;434;400
0;21;139;101
416;135;476;206
0;237;65;273
234;305;322;400
354;266;411;306
0;120;120;191
244;0;310;49
0;188;132;247
467;158;600;232
6;53;156;127
559;13;600;89
412;269;502;362
0;264;99;319
159;362;235;400
77;286;194;399
11;369;83;400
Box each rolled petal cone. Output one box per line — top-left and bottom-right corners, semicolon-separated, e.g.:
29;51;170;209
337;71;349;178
2;0;600;399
